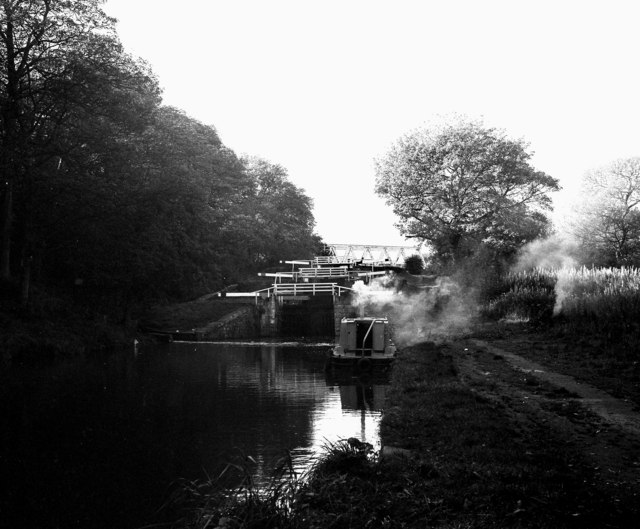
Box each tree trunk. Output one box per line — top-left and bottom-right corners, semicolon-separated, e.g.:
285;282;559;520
1;182;12;280
20;253;32;308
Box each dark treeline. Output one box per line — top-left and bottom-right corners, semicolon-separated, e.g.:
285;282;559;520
0;1;321;322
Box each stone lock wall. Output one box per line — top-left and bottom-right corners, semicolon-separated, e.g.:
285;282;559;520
198;305;261;340
259;296;281;337
196;293;355;340
333;293;357;339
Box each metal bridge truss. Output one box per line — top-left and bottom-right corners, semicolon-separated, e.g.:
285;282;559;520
320;243;418;267
223;243;419;300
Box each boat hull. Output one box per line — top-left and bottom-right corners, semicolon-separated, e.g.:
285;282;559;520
327;352;395;372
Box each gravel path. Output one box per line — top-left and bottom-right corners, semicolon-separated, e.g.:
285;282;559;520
469;338;640;436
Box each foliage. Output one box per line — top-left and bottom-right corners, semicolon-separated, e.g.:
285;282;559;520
312;438;376;475
0;2;322;322
26;107;321;313
241;156;322;268
572;157;640;267
403;254;424;275
374;117;559;265
0;0;160;280
483;266;640;338
554;266;640;336
166;451;305;529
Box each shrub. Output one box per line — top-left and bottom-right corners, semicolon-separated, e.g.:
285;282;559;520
404;254;425;275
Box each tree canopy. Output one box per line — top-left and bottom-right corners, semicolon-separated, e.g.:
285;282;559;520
241;156;321;268
0;1;321;315
573;157;640;266
375;118;559;266
0;0;160;280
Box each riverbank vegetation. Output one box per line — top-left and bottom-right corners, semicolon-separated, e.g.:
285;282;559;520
479;265;640;406
484;266;640;330
165;343;639;528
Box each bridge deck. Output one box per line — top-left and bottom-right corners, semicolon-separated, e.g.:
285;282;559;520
221;282;354;299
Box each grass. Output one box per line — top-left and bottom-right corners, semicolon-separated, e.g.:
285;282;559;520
163;451;306;529
481;266;640;407
0;285;133;365
139;298;253;332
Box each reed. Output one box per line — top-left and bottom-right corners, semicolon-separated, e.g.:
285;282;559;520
162;440;378;529
164;451;305;529
483;266;640;337
483;268;557;322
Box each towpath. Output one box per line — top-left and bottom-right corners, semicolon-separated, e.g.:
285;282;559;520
452;338;640;496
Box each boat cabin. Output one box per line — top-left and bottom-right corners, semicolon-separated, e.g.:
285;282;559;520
333;317;396;358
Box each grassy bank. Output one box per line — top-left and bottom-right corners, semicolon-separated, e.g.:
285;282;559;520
167;342;638;528
1;285;134;365
481;266;640;406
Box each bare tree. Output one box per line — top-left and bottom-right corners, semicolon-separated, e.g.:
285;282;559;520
573;157;640;266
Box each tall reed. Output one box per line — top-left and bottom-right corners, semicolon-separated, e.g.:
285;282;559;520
164;451;305;529
484;266;640;337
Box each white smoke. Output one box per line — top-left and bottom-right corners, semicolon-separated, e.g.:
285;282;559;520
512;233;579;272
349;275;475;346
552;267;584;316
512;234;583;316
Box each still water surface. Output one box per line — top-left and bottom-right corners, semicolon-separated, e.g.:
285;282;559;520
2;342;389;529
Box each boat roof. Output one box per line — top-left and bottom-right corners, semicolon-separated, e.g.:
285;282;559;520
341;316;390;322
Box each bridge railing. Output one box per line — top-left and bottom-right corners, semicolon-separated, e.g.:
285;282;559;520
259;269;388;282
272;283;352;296
298;267;349;278
312;256;359;266
222;282;353;299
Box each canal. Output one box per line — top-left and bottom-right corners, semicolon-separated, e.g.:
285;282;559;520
1;341;389;529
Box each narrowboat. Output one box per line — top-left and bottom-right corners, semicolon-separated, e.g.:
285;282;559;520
328;316;397;371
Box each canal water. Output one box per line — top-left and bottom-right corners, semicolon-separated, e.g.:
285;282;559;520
1;342;389;529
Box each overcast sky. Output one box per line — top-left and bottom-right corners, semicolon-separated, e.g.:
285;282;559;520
103;0;640;247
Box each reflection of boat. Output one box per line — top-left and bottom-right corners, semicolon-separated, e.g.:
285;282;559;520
338;383;387;412
324;370;390;445
325;366;392;385
328;317;397;372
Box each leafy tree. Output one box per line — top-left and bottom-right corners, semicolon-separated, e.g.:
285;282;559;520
0;0;158;282
241;156;322;267
35;106;252;311
374;118;559;267
0;1;321;319
573;157;640;266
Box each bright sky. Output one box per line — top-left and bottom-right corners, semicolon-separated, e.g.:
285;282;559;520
103;0;640;246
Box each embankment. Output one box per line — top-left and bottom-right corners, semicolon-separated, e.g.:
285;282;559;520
293;340;640;527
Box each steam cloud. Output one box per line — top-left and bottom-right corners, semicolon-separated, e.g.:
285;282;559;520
512;233;579;272
349;276;474;346
352;234;583;343
512;234;582;315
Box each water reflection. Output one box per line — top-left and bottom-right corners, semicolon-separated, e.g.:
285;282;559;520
1;342;390;529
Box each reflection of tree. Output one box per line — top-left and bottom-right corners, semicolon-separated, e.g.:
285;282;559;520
3;344;348;528
141;344;325;483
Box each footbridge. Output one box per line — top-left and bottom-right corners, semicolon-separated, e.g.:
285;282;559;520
145;244;420;341
320;243;416;267
224;282;353;299
209;243;419;338
220;243;419;300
